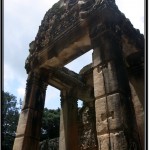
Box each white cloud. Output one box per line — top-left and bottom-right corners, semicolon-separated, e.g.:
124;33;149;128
65;50;93;73
45;86;61;109
4;0;58;99
17;87;25;98
116;0;144;34
4;62;27;100
4;64;15;81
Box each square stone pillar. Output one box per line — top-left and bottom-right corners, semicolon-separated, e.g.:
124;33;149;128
59;109;67;150
59;90;79;150
129;82;144;150
13;71;47;150
91;28;142;149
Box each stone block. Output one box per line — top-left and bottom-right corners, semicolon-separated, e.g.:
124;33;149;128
97;131;128;150
130;82;144;148
13;136;24;150
59;109;66;150
22;85;45;111
97;134;110;150
107;93;122;131
93;67;105;98
16;109;29;137
102;61;119;94
95;97;108;135
23;137;39;150
93;47;101;67
13;136;39;150
109;131;128;150
16;109;42;139
95;93;123;135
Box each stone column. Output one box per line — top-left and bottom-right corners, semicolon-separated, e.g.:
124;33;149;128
91;26;141;149
13;71;47;150
59;90;79;150
129;82;144;150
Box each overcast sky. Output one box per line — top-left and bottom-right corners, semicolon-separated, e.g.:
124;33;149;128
4;0;144;109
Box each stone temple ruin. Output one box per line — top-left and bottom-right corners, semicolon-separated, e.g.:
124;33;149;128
13;0;144;149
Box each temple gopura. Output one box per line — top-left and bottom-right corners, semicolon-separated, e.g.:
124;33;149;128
13;0;144;149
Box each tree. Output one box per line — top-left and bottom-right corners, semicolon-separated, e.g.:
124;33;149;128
2;91;20;150
40;108;60;141
2;91;60;149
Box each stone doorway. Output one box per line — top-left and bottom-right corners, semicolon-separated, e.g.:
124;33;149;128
13;0;144;149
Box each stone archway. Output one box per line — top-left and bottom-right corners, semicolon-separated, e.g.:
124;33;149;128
13;0;144;149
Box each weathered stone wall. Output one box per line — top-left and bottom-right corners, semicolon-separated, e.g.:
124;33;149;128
40;103;98;150
39;138;59;150
78;102;98;150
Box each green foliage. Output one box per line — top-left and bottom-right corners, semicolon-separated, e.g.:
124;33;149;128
40;108;60;141
2;91;20;150
2;91;60;149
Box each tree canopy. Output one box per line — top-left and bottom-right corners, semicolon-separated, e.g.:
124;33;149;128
2;91;20;150
40;108;60;141
2;91;60;149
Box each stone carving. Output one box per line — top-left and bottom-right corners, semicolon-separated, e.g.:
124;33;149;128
22;71;47;110
78;103;98;150
25;0;144;74
25;41;40;73
39;138;59;150
34;1;79;51
34;0;109;50
13;0;144;149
